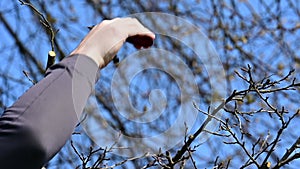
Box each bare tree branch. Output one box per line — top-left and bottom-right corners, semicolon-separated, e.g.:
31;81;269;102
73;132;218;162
19;0;57;70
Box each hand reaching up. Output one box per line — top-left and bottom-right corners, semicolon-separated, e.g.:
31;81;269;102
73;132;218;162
71;18;155;68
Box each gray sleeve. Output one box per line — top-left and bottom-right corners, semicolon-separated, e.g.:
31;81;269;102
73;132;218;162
0;54;99;169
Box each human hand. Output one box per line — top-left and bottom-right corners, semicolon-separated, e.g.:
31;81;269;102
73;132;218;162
71;18;155;68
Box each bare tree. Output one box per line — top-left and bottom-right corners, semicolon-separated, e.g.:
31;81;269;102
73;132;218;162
0;0;299;168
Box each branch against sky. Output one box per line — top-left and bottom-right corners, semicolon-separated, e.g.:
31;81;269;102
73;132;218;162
0;0;299;168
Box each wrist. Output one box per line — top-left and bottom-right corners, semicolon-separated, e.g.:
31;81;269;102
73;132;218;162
70;48;105;68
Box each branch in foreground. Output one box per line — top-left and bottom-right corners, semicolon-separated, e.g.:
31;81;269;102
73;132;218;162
19;0;57;70
164;65;299;168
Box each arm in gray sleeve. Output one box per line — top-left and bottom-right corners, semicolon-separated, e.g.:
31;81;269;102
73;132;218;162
0;17;155;169
0;54;99;169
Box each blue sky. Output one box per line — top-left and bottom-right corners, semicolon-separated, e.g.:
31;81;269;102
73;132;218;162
0;0;300;168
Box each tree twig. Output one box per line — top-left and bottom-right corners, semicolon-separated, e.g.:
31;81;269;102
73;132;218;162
19;0;57;70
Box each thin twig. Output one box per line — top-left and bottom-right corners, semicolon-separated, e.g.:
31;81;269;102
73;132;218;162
22;70;36;85
19;0;57;70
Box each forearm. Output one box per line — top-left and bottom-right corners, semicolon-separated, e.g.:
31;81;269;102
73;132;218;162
0;54;98;169
0;17;154;169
